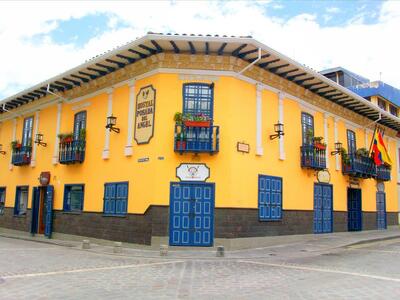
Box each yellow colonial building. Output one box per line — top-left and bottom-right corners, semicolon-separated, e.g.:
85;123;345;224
0;33;399;246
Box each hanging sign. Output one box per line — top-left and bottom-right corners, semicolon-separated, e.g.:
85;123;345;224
176;163;210;182
39;172;51;186
134;85;156;144
317;170;330;184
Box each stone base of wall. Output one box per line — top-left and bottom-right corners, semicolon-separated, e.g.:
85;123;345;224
0;207;398;245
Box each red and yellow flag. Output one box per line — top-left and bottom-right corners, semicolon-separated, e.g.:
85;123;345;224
371;129;392;166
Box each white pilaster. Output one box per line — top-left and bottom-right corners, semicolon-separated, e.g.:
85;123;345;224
256;84;263;156
9;118;17;170
324;113;329;168
30;111;40;167
364;128;369;149
124;80;135;156
102;88;113;160
52;103;62;165
278;92;285;160
334;117;340;171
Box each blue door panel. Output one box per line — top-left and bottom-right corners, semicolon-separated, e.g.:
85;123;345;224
44;186;54;238
314;184;333;234
376;192;387;230
169;182;214;247
348;189;362;231
259;175;282;221
30;187;40;234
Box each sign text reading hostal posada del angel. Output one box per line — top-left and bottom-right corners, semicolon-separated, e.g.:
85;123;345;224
134;85;156;144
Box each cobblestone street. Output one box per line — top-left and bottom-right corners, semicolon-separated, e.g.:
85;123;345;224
0;236;400;299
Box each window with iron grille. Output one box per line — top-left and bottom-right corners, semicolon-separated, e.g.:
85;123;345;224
347;130;357;154
14;186;28;216
183;83;214;119
301;112;314;145
63;185;84;212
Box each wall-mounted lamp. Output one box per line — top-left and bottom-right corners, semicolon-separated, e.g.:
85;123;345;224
331;142;343;155
269;122;284;140
0;144;6;155
106;115;120;133
34;133;47;147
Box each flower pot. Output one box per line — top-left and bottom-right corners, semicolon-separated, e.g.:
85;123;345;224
314;143;326;150
63;137;73;143
184;120;211;127
176;141;187;150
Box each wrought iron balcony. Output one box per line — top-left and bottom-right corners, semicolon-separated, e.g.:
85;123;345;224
300;144;326;170
174;123;219;154
342;153;376;178
376;165;391;181
59;140;86;165
11;146;32;166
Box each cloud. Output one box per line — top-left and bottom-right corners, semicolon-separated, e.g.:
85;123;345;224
0;0;399;100
326;7;340;13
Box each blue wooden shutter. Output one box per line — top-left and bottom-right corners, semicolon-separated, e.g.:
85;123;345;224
259;175;282;221
116;183;128;215
14;188;20;215
44;185;54;238
104;184;116;214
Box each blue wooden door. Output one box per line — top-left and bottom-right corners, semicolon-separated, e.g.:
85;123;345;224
348;188;362;231
44;185;54;238
169;182;214;247
376;192;387;230
30;187;40;235
314;184;333;233
258;175;282;220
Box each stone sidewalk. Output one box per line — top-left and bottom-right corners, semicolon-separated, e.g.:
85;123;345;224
1;226;400;259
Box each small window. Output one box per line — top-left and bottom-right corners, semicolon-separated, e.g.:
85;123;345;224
22;117;34;147
390;105;398;117
73;111;87;141
63;185;84;212
258;175;282;221
103;182;128;216
0;187;6;215
377;98;387;111
301;112;314;145
347;130;357;154
14;186;28;216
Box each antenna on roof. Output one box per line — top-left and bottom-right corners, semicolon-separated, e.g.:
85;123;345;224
379;72;382;81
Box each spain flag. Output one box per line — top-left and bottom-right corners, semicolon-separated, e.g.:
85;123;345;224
371;128;392;166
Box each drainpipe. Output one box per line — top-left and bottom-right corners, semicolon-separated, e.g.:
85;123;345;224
46;84;69;102
365;112;382;129
237;48;262;75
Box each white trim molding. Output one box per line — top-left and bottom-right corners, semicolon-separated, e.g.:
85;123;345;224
102;88;113;160
334;117;340;171
52;103;62;165
324;113;329;168
256;84;263;156
30;111;40;167
9;118;17;170
124;80;135;156
278;92;285;160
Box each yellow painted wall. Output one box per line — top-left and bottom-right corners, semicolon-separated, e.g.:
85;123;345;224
0;73;398;216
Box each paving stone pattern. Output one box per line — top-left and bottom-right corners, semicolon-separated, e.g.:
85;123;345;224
0;236;400;299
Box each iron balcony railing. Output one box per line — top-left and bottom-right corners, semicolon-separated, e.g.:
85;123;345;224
300;144;326;170
174;123;219;154
59;140;86;164
11;146;32;166
376;165;391;181
342;153;376;178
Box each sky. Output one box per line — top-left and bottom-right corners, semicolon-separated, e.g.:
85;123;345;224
0;0;399;100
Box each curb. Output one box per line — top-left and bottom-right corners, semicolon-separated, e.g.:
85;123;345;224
343;234;400;248
0;233;77;248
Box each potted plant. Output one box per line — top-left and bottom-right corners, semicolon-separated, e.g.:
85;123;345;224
341;148;351;172
175;131;186;150
58;133;73;143
313;136;326;150
79;128;86;141
355;147;369;158
182;113;211;127
173;112;183;124
11;140;21;151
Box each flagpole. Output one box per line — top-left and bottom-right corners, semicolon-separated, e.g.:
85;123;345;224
368;124;378;155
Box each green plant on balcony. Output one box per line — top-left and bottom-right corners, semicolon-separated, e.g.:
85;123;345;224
341;147;351;170
305;128;313;144
11;140;21;151
313;136;326;150
173;112;183;124
79;128;86;141
355;147;369;158
58;133;73;143
175;130;187;150
179;112;211;127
